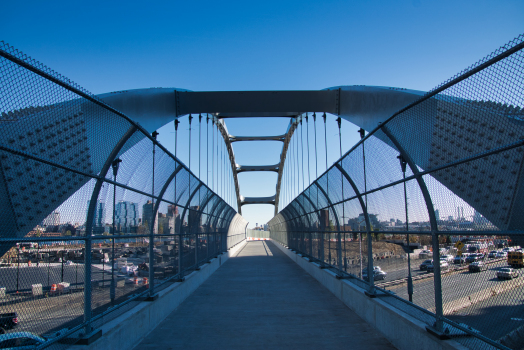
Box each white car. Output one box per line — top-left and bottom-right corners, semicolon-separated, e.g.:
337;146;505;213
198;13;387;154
497;268;519;280
496;251;508;258
441;255;453;262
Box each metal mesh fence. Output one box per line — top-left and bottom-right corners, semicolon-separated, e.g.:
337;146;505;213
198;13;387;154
269;34;524;349
246;229;270;240
0;42;247;348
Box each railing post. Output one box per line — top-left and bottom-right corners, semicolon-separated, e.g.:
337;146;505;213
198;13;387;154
178;223;183;278
83;229;93;336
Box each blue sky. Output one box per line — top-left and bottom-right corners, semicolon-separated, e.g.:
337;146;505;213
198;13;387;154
2;0;523;227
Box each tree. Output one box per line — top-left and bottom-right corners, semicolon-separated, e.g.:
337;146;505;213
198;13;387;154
137;221;149;235
65;230;72;236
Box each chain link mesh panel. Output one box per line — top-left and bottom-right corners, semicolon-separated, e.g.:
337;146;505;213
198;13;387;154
270;34;524;349
0;41;246;348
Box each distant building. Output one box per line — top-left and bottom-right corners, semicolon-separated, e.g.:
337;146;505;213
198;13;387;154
188;206;202;232
357;213;379;229
42;211;60;226
115;201;139;233
320;210;329;230
167;204;181;233
142;200;158;234
87;200;105;234
156;213;172;234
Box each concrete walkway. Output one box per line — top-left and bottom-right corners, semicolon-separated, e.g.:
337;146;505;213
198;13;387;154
134;241;395;349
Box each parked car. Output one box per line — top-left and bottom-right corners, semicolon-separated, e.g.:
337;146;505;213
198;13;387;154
453;256;466;264
497;267;519;280
469;261;488;272
427;260;449;273
0;313;18;334
419;259;433;270
362;267;387;281
0;332;45;348
488;251;498;259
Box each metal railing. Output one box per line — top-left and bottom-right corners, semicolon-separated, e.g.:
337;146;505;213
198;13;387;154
246;229;270;240
0;42;247;348
269;34;524;350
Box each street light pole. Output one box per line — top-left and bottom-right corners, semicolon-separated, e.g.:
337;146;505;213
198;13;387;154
110;158;122;303
398;155;413;302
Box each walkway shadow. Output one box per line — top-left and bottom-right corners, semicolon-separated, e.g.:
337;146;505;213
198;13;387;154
263;240;281;257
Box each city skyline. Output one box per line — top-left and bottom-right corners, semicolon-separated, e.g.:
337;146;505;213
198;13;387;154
2;0;522;227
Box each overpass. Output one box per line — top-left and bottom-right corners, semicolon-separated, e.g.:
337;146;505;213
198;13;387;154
0;33;523;349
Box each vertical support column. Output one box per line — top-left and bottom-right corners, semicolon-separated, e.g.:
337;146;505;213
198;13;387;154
336;116;343;271
83;225;93;337
334;163;373;291
381;125;442;332
147;131;159;300
173;119;183;280
315;184;341;267
398;155;413;302
110;158;122;303
179;183;203;270
80;125;136;343
357;128;375;296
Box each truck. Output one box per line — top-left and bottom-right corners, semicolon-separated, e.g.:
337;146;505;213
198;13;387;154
508;251;524;268
0;312;18;333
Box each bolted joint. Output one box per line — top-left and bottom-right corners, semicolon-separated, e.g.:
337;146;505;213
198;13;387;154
358;128;365;140
174;119;180;131
152;131;159;140
336;117;341;129
322;112;327;123
397;154;407;173
111;158;122;177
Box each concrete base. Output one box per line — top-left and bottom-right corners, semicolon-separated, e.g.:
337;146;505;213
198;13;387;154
67;241;247;350
272;241;469;350
75;330;102;345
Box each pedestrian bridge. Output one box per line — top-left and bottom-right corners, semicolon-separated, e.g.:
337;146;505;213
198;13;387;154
0;34;523;350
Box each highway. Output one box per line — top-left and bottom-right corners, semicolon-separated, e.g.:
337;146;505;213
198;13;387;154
1;249;521;343
378;258;524;341
446;282;524;341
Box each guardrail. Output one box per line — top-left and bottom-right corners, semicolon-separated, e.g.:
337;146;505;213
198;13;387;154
0;42;247;348
270;33;524;350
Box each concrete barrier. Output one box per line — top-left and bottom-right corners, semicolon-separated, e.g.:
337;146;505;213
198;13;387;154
67;240;247;350
440;275;524;315
274;242;468;350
